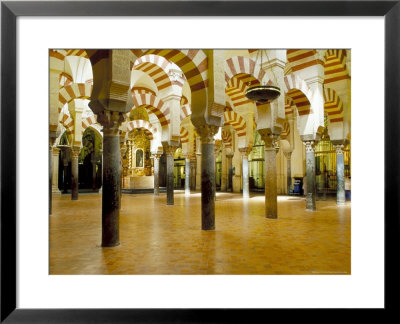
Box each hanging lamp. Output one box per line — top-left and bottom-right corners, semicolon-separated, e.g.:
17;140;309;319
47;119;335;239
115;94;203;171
245;50;281;103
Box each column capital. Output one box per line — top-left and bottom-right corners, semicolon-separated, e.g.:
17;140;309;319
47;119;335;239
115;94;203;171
334;144;344;155
70;146;81;159
52;147;61;156
239;147;252;157
197;125;219;144
49;136;57;151
258;129;279;149
97;111;126;136
162;142;178;157
283;151;292;160
151;153;162;160
303;140;316;153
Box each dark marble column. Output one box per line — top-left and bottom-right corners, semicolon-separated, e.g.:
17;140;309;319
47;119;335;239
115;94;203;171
70;147;80;201
190;157;196;190
213;145;221;200
163;144;177;205
99;148;103;193
195;153;202;190
62;151;69;194
49;139;55;215
101;125;121;247
185;155;190;196
335;144;345;205
226;154;233;192
119;144;127;208
264;142;277;219
239;148;250;198
152;153;161;196
305;141;316;211
284;151;292;195
91;152;97;191
52;147;61;195
198;125;219;230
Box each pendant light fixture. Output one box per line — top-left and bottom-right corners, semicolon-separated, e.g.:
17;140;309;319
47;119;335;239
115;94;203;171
245;50;281;104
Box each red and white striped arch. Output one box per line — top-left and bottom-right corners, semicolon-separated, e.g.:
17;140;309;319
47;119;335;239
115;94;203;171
59;72;73;87
60;112;74;135
286;50;323;73
221;130;232;147
323;87;344;123
58;83;92;113
126;119;157;140
181;95;189;106
224;110;246;137
280;120;290;139
133;54;178;92
283;74;312;116
226;74;270;107
131;86;156;97
131;93;170;127
224;56;267;107
139;49;208;95
81;114;98;131
285;96;294;116
324;49;349;84
180;104;192;121
50;49;89;61
224;56;265;84
180;126;189;144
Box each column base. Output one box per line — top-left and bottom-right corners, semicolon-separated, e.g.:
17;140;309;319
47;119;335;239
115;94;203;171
101;242;121;248
52;189;61;196
337;201;346;206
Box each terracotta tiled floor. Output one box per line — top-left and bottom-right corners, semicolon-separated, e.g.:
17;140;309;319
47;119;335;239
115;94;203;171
50;191;351;275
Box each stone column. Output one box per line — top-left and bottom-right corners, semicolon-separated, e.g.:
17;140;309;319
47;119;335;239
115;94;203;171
196;153;202;191
152;153;161;196
49;139;55;215
99;148;103;193
163;143;177;205
284;151;292;195
334;144;345;205
61;149;69;194
119;143;127;206
184;155;190;196
190;156;196;190
220;148;227;192
70;147;80;201
91;152;97;191
101;119;123;247
304;141;317;211
239;148;250;198
197;125;219;230
52;147;61;194
226;154;233;192
213;145;220;199
127;140;132;171
263;139;278;219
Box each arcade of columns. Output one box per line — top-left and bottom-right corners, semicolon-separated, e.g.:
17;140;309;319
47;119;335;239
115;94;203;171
49;49;351;247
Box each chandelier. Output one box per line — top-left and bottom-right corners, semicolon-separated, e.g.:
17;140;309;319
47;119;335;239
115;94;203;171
245;50;281;104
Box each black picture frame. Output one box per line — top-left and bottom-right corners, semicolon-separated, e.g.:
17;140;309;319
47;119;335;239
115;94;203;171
1;0;399;322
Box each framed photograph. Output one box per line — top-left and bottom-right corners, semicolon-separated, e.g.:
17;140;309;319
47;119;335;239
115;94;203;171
1;0;399;322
